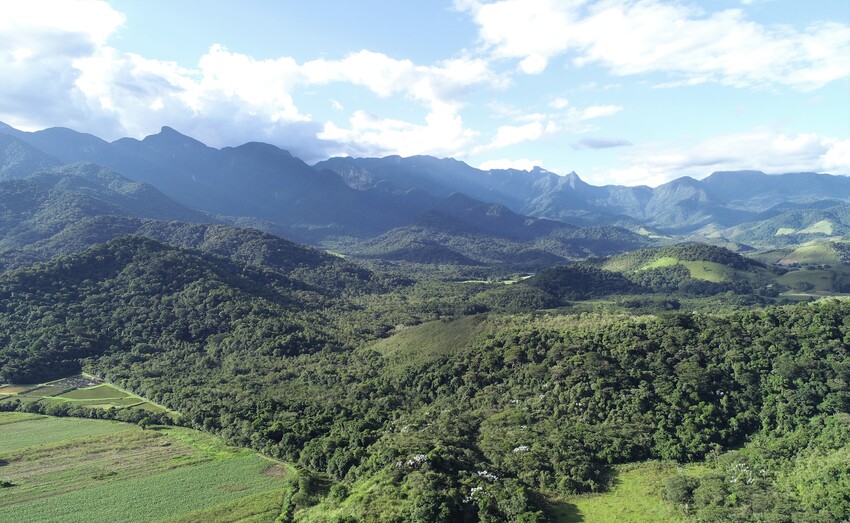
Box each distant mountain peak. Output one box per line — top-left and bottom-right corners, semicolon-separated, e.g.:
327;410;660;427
142;126;207;149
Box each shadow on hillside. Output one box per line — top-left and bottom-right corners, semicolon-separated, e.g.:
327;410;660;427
549;501;584;522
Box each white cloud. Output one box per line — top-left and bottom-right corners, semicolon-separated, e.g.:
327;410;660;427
318;107;477;158
549;97;570;109
302;52;501;157
0;1;504;161
579;105;622;120
0;0;124;45
458;0;850;90
0;0;125;130
479;158;544;171
492;121;544;146
573;137;632;149
471;99;621;155
588;130;850;186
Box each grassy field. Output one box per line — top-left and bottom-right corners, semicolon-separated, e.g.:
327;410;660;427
550;461;697;523
0;413;293;523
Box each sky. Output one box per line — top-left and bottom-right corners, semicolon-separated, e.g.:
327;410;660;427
0;0;848;186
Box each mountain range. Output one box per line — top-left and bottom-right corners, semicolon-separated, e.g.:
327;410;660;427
1;121;848;260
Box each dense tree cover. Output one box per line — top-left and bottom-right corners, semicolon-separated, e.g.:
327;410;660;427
664;413;850;522
524;263;643;301
0;235;848;520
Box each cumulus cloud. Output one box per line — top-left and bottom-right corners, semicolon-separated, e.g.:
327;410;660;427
0;0;125;130
458;0;850;90
318;107;477;158
0;1;503;161
589;130;850;186
472;100;622;155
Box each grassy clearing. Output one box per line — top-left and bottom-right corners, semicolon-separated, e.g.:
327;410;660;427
799;220;834;235
778;243;840;266
642;256;679;270
681;260;736;282
550;461;698;523
296;471;407;523
777;267;850;294
0;412;292;523
369;314;487;370
775;227;797;236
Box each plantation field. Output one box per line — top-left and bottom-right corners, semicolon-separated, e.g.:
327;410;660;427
552;461;694;523
0;374;173;417
0;385;33;394
59;383;129;400
0;414;131;451
0;413;293;522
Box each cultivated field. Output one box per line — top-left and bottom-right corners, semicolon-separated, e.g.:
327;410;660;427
0;374;171;416
0;413;293;522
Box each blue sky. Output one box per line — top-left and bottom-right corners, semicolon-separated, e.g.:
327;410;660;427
1;0;848;186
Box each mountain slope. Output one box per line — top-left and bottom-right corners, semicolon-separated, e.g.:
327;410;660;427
0;124;435;242
350;193;650;269
0;162;211;252
0;133;62;180
716;202;850;247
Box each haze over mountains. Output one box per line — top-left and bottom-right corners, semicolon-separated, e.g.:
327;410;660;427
1;121;848;264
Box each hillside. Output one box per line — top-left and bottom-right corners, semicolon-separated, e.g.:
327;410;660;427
0;163;211;253
0;235;387;383
0;134;60;180
8;293;848;520
715;202;850;247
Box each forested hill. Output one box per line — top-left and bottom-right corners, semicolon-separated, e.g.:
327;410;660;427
1;235;848;521
0;235;392;383
0;162;212;254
